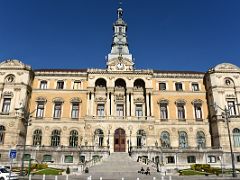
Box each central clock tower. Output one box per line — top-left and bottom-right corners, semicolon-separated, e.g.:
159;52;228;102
106;6;134;71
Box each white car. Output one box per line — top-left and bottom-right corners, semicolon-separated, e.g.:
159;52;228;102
0;168;18;180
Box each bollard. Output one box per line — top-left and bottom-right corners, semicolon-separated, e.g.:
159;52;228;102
122;178;124;180
55;176;58;180
153;177;156;180
137;178;139;180
66;175;69;180
161;176;164;180
89;176;92;180
28;175;31;180
100;177;102;180
42;174;45;180
169;176;172;180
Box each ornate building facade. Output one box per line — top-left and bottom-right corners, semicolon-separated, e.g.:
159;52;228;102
0;7;240;171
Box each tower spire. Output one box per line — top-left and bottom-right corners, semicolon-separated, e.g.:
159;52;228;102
107;4;132;60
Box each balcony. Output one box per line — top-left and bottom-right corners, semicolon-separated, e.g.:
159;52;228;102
85;115;154;121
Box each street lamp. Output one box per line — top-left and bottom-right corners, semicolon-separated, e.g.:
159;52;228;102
211;103;239;177
129;130;132;156
15;106;35;176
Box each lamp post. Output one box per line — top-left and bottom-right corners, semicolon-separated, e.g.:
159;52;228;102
129;130;132;156
15;107;34;176
212;103;238;177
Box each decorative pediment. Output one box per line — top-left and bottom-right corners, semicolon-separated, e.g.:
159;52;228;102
36;97;47;102
52;97;64;103
0;59;31;70
175;99;186;105
157;99;169;104
115;94;125;101
95;96;107;102
134;97;145;103
70;97;82;103
3;91;14;97
191;99;203;105
214;63;240;71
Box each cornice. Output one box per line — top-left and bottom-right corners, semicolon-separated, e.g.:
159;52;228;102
153;73;204;79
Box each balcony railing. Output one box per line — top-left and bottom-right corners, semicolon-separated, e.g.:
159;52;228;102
86;115;154;121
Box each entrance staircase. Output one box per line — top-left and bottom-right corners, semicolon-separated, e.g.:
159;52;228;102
81;152;164;180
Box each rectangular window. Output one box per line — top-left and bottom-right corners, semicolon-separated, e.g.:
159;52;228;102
56;81;64;89
71;103;79;119
237;155;240;163
207;156;216;163
194;106;202;120
42;155;52;162
53;103;62;118
228;101;236;116
23;154;31;161
97;104;105;116
64;155;73;163
160;103;168;120
175;82;183;91
167;156;175;164
135;104;143;117
73;81;81;90
36;102;44;118
40;81;47;89
116;104;124;117
187;156;196;163
159;83;166;91
2;98;11;113
177;104;185;120
79;155;85;163
192;83;199;91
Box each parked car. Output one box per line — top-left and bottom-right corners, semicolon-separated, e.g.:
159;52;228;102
0;168;18;180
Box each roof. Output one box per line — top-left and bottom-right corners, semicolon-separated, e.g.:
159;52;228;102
34;69;87;72
153;70;205;74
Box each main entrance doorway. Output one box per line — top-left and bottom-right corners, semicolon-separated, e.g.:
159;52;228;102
114;128;126;152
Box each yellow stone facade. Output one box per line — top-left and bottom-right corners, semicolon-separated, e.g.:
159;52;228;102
0;7;240;171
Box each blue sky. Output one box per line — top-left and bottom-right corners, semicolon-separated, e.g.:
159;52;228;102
0;0;240;72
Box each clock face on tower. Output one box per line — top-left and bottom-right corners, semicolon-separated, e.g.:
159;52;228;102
116;63;124;70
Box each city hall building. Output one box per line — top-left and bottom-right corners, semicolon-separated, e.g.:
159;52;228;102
0;7;240;171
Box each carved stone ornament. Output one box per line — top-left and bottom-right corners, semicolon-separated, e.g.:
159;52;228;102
0;59;31;70
149;125;154;130
115;94;124;101
70;97;82;103
172;128;176;132
63;126;67;131
214;63;240;71
3;91;13;97
45;126;49;131
17;72;24;76
0;72;6;75
128;125;133;130
36;97;47;102
190;127;193;132
52;97;64;103
175;99;186;105
95;96;107;102
226;94;235;98
5;74;15;83
157;99;169;104
134;97;145;103
8;121;15;127
191;99;203;105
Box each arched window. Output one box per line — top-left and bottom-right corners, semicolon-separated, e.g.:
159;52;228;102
32;129;42;146
51;130;61;147
136;130;146;147
94;129;104;146
179;131;188;148
196;131;206;148
95;78;107;88
160;131;170;148
233;128;240;147
69;130;78;147
0;125;6;144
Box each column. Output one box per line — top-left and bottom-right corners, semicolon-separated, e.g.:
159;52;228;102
131;93;134;116
146;93;150;117
150;93;153;117
111;92;114;116
106;92;110;116
126;93;130;117
91;92;95;116
87;92;90;116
